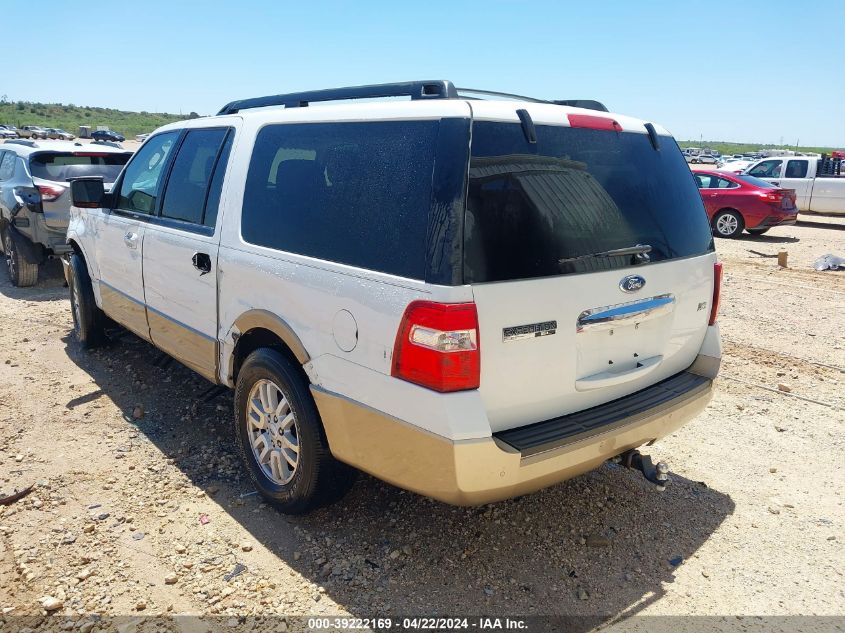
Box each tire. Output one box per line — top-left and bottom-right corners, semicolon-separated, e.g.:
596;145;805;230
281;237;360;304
746;228;770;235
711;209;744;239
68;253;106;348
3;229;38;287
234;348;355;514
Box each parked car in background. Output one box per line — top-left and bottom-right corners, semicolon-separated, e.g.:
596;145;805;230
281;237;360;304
21;126;48;139
0;140;133;286
91;129;125;143
66;80;722;513
744;156;845;215
690;153;717;164
0;126;17;139
719;159;754;174
692;169;798;237
46;128;75;140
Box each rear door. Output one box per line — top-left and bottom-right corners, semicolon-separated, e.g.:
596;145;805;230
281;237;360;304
142;127;234;381
777;158;813;210
465;115;716;432
93;131;180;341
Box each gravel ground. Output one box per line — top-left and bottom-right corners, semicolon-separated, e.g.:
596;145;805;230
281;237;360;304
0;216;842;631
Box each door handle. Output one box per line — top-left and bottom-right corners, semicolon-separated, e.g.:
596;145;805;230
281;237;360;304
192;252;212;275
123;231;139;249
577;294;675;333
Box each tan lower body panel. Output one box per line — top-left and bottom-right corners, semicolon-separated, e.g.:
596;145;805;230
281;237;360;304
147;309;217;382
312;381;713;506
100;283;151;343
100;283;217;382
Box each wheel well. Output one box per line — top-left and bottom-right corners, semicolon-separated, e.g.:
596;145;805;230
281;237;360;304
232;327;303;382
67;239;83;257
713;208;744;223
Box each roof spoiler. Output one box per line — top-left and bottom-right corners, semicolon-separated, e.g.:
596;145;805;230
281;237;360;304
552;100;609;112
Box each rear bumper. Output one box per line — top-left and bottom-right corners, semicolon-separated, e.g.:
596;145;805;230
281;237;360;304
751;213;798;229
314;361;717;506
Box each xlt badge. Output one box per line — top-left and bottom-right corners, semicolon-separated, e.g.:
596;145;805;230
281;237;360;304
503;321;557;342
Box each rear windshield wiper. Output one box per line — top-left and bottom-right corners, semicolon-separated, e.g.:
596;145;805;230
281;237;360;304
558;244;652;265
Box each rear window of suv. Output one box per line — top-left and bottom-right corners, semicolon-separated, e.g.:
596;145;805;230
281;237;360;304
29;152;131;183
241;120;438;279
464;122;714;283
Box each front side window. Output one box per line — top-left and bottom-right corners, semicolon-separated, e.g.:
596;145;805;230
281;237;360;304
785;160;808;178
747;160;782;178
160;128;229;225
117;131;180;214
241;120;438;279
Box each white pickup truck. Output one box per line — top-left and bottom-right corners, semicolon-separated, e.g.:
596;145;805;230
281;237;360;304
744;156;845;215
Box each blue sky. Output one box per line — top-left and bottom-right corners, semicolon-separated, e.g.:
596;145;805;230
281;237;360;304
4;0;843;146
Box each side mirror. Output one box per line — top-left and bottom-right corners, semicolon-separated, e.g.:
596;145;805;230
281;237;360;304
70;178;105;208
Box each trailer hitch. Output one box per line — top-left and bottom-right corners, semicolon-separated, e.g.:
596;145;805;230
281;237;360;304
615;449;670;491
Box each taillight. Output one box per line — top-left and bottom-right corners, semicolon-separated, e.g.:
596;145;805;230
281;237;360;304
709;263;723;326
758;190;784;203
391;301;480;392
36;184;65;202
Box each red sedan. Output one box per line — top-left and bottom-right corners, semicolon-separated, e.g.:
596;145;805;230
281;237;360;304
692;169;798;238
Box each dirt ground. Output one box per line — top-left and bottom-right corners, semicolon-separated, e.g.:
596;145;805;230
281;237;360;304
0;215;842;631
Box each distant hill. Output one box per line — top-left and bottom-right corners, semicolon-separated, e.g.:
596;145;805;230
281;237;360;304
679;140;840;156
0;100;194;137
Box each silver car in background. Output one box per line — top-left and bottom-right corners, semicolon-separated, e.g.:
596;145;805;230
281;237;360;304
0;140;133;286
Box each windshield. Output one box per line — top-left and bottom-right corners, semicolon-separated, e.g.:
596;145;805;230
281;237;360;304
736;174;777;189
29;152;131;183
464;122;714;283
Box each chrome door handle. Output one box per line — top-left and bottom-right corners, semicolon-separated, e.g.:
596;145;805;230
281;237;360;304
577;294;675;332
123;231;139;249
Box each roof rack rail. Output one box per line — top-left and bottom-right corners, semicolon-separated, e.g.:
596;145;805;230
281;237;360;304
455;87;550;103
552;99;608;112
218;80;458;115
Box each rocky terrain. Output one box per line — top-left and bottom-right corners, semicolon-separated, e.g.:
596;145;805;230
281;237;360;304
0;217;842;632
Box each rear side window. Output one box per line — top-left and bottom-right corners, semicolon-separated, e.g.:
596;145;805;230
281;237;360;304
160;128;230;226
785;160;808;178
464;122;713;283
242;120;438;279
736;174;777;189
29;152;130;183
203;131;234;229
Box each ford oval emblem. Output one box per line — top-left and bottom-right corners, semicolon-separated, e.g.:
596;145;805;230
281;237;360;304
620;275;646;293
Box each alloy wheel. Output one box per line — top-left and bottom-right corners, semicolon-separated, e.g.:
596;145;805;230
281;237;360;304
716;214;738;236
246;379;300;485
4;234;15;280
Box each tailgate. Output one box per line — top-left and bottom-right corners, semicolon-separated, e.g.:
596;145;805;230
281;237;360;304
473;255;715;432
463;113;716;433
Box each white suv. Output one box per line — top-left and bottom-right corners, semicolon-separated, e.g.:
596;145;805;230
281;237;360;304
65;81;722;514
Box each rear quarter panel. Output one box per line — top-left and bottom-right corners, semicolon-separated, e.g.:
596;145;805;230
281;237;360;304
216;104;493;441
